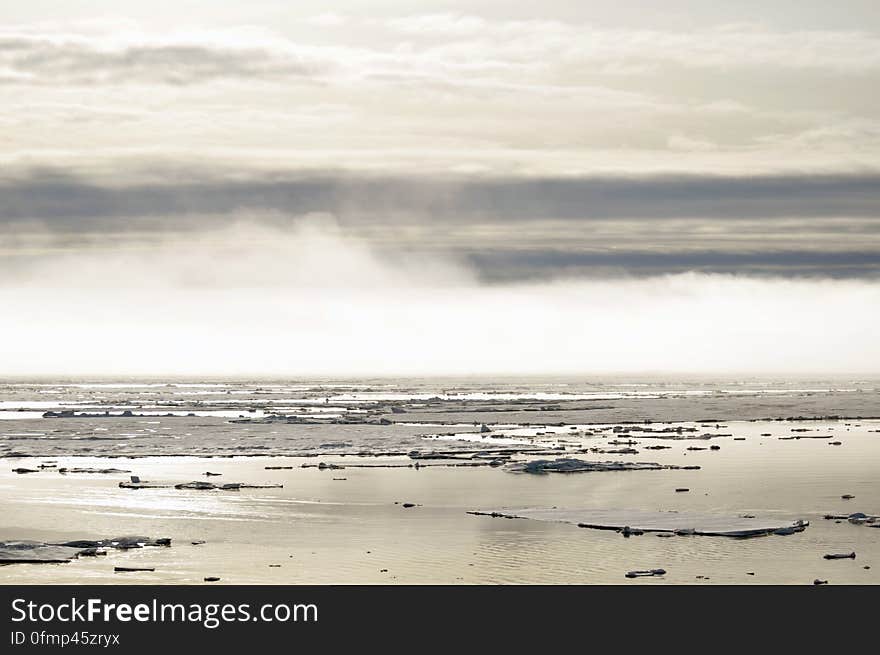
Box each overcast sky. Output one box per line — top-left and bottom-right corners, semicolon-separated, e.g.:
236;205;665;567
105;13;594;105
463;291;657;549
2;1;880;277
2;2;879;375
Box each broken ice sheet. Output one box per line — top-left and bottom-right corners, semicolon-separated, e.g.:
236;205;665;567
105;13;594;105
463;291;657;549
118;479;282;490
0;542;87;564
0;536;170;564
505;458;699;474
471;508;809;538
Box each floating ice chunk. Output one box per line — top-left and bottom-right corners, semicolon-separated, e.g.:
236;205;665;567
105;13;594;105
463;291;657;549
0;542;85;563
470;508;809;538
119;479;281;490
119;480;168;489
0;536;170;564
506;458;699;474
174;481;217;490
823;512;878;525
58;467;130;474
174;481;283;490
626;569;666;578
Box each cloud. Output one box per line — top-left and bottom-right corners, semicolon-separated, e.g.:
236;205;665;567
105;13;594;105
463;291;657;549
2;17;880;89
1;11;877;377
306;13;349;28
2;168;878;279
2;169;879;223
0;32;327;85
468;249;880;281
667;134;718;152
2;17;877;177
380;14;880;74
1;219;877;376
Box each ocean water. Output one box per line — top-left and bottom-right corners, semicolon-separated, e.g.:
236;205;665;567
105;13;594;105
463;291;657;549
1;378;879;584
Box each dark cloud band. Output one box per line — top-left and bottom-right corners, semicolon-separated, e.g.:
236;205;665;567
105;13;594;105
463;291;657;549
2;170;879;222
2;169;878;279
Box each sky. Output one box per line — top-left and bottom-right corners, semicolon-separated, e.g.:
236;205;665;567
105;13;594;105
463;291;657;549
1;2;879;376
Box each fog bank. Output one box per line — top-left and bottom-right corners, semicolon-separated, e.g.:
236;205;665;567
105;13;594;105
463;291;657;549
2;221;877;377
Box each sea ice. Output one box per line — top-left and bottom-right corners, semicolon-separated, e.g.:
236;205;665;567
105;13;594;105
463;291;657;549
471;508;809;538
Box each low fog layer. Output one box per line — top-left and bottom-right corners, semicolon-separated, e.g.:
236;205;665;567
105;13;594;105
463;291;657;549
2;220;877;377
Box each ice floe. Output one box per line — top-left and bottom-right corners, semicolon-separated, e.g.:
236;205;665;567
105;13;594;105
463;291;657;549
470;508;809;538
